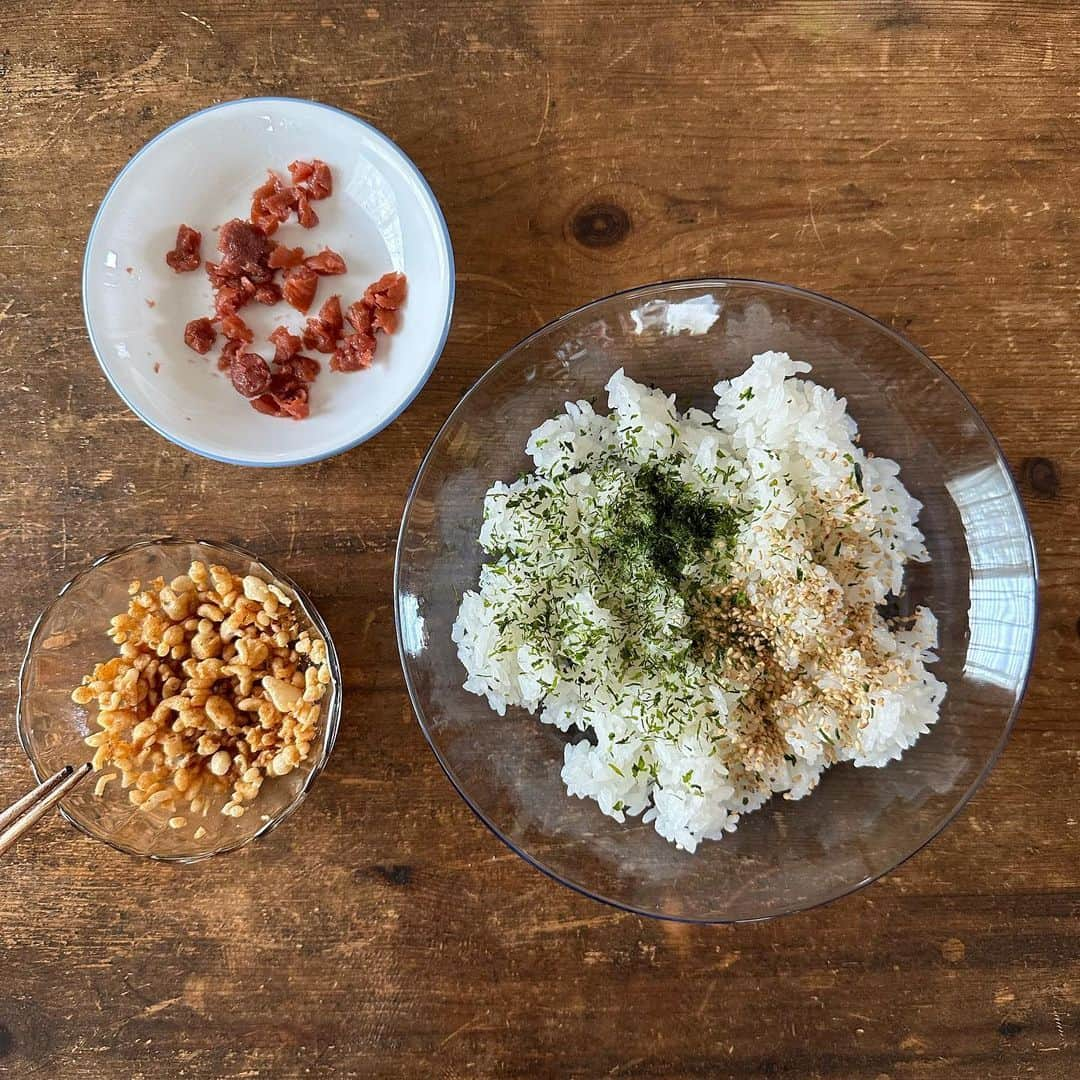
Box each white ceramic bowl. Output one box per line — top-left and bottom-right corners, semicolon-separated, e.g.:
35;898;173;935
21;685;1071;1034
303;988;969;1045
83;97;454;467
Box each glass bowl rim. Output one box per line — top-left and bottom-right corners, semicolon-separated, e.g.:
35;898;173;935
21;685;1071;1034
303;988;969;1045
16;535;343;864
394;276;1040;924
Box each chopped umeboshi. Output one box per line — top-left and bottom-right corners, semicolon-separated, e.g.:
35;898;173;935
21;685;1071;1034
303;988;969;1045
306;160;332;199
217;218;274;283
269;326;302;363
279;354;321;383
250;394;283;417
276;395;309;421
254;282;282;305
289;159;332;200
282;266;319;313
267;371;310;420
166;224;201;272
319;294;343;334
365;271;407;309
302;295;343;354
265;188;298;225
331;331;376;372
295;191;318;229
373;306;398;334
287;160;314;186
205;261;238;290
172;158;403;419
218;337;244;371
250;171;300;235
305;249;346;275
219;314;254;343
214;282;253;318
345;299;373;335
183;317;216;354
229;352;273;398
269;244;305;270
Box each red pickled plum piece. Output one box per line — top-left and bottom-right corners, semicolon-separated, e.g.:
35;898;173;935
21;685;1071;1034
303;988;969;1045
301;323;336;354
254;282;282;305
305;249;346;275
365;271;407;310
306;160;332;199
345;299;373;335
183;317;216;355
287;160;313;185
269;244;305;270
218;338;243;372
220;314;254;343
276;395;309;421
250;172;295;235
289;159;331;200
250;394;283;417
279;354;321;383
318;294;343;336
331;332;376;372
282;266;319;314
268;371;310;420
250;174;280;235
276;400;308;420
205;261;239;290
229;352;273;398
266;191;298;225
166;224;202;272
214;280;255;318
217;218;274;283
295;191;318;229
302;295;343;354
373;307;398;334
269;326;302;363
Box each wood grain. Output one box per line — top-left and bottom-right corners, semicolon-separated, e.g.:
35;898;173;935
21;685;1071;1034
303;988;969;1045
0;1;1077;1077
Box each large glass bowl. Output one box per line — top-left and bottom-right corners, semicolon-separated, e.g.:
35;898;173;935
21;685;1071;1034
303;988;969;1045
395;279;1038;923
17;537;342;862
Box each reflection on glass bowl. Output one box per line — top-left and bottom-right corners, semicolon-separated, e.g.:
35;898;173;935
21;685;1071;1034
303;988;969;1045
395;279;1038;923
17;537;341;862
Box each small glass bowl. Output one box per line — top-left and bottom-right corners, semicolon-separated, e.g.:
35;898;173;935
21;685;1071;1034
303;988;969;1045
395;278;1038;923
16;537;341;862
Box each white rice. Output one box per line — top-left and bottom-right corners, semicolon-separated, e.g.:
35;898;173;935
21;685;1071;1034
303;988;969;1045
452;352;946;852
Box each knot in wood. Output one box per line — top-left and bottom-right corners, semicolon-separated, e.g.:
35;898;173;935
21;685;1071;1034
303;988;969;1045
570;202;631;248
1021;456;1059;498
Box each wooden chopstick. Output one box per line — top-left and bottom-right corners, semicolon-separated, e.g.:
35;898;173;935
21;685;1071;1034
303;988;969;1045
0;763;92;857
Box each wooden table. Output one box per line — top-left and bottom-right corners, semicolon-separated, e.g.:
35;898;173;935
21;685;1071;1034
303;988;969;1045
0;2;1076;1077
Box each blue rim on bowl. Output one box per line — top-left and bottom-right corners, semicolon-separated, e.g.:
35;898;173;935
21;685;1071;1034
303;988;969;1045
394;277;1039;923
82;96;456;468
16;536;343;862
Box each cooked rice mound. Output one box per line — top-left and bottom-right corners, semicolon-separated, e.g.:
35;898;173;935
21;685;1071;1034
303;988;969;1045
453;352;946;852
